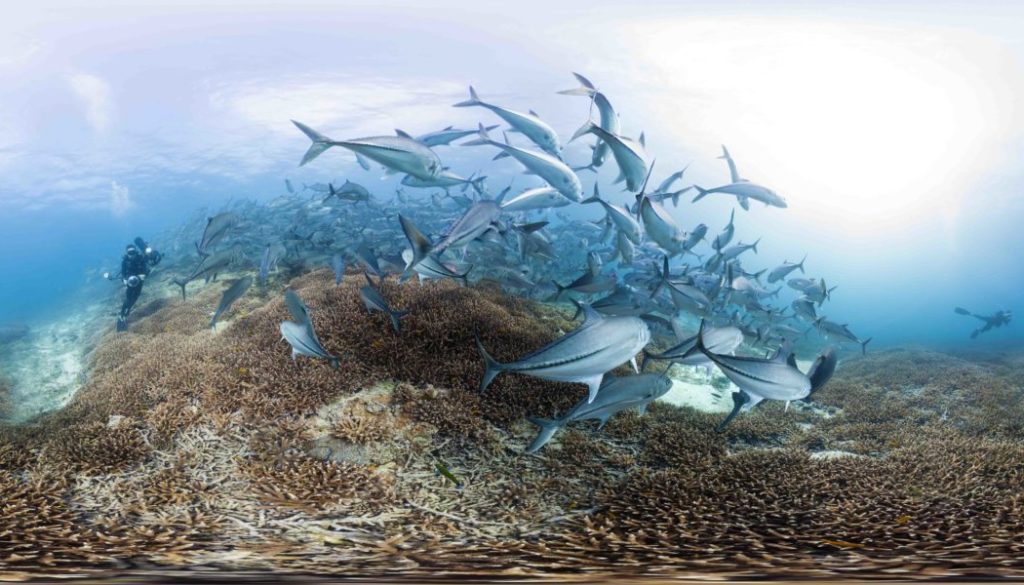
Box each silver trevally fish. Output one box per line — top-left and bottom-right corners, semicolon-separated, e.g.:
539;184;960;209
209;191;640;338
408;124;498;147
280;320;339;369
641;325;744;369
476;304;651;404
196;212;238;258
454;86;562;158
279;290;338;369
331;254;346;286
720;239;760;261
614;231;635;265
325;180;371;203
432;199;504;256
292;120;442;181
691;321;811;430
791;296;818;322
712;209;736;251
583;184;642;244
767;255;807;283
400;248;471;286
464;125;582;203
172;248;237;300
571;122;650;192
209;276;253;330
639;194;687;255
814;318;871;355
559;72;619;171
358;274;410;333
500;186;572;212
693;181;787;209
551;271;618;300
401;170;485;192
284;288;313;325
525;373;672;453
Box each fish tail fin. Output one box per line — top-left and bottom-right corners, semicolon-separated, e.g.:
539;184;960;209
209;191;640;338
751;237;761;253
860;337;872;355
717;390;750;432
458;266;473;287
525;416;563;453
581;183;602;205
474;333;504;393
172;278;188;301
639;350;652;372
557;72;597;97
453;85;482;107
798;254;807;273
291;120;335;166
389;310;410;334
572;163;597;173
549;280;567;302
691;186;710;203
461;122;494;147
570;120;597;142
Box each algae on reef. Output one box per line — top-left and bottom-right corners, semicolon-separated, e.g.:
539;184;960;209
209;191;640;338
2;270;1024;579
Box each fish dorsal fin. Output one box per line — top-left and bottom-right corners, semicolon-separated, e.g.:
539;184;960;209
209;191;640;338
787;353;798;369
444;125;454;130
771;340;795;363
574;302;604;328
639;132;646;147
395;128;413;139
529;109;540;118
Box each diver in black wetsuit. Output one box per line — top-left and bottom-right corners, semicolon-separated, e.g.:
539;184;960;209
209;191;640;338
954;307;1013;339
108;237;162;331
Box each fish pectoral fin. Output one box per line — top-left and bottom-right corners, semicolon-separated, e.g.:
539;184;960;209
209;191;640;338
630;355;640;373
580;374;605;404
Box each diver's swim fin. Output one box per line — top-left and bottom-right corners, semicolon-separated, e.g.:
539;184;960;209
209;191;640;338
116;317;128;332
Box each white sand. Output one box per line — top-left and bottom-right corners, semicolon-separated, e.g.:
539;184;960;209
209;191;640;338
657;358;818;414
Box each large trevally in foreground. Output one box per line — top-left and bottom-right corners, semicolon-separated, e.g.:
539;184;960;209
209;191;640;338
525;373;672;453
454;86;562;158
292;120;442;181
464;125;582;203
476;305;651;404
689;321;812;430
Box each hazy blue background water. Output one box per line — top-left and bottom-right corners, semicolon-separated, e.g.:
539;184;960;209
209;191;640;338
1;0;1022;350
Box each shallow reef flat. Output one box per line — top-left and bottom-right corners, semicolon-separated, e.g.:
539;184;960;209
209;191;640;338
2;271;1024;580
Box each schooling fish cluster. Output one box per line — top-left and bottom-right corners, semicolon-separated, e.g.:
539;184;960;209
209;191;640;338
154;72;869;447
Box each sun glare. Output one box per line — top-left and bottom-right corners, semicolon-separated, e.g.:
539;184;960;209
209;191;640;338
618;19;1015;236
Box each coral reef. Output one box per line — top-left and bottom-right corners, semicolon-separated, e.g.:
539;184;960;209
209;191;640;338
2;274;1024;579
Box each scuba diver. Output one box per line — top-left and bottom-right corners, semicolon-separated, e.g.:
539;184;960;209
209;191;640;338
105;237;162;331
954;307;1013;339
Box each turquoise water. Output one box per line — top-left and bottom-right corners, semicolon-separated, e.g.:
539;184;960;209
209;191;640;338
1;2;1024;580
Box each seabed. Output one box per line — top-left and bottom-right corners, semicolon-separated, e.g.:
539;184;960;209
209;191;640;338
2;270;1023;581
